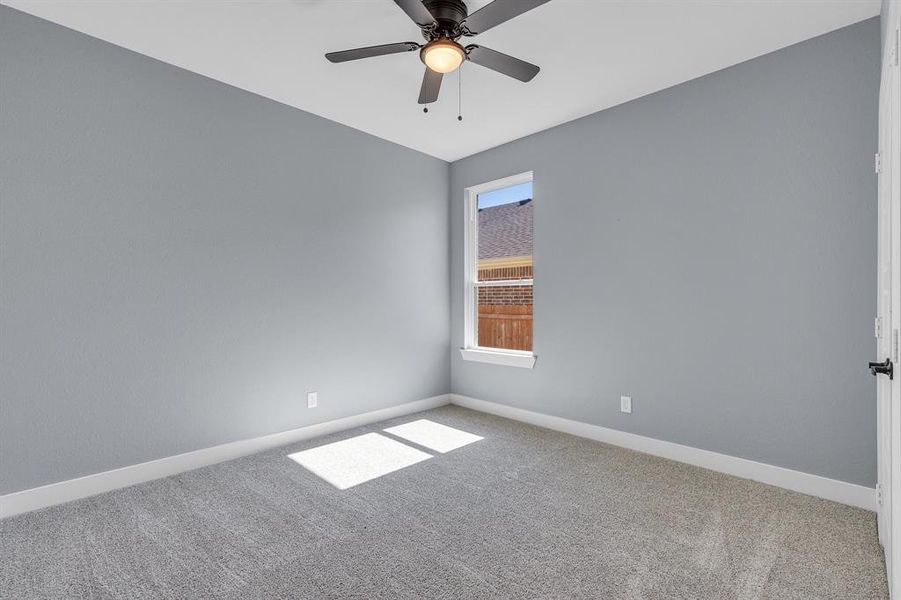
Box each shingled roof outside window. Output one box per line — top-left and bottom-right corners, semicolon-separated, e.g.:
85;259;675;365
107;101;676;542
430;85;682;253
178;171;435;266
477;199;533;260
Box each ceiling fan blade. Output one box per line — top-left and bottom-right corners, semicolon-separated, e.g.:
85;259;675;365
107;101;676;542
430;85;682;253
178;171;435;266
466;45;540;82
418;67;443;104
326;42;419;63
393;0;437;27
463;0;551;35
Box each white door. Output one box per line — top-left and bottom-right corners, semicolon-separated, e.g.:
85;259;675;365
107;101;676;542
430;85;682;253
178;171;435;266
877;8;901;598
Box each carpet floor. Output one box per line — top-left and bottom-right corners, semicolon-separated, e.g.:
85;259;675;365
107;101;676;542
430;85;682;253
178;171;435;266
0;405;887;599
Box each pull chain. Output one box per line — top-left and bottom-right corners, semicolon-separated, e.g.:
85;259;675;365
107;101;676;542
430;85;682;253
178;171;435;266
457;63;463;122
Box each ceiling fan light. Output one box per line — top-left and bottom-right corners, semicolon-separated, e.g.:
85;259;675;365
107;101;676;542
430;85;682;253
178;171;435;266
421;39;465;74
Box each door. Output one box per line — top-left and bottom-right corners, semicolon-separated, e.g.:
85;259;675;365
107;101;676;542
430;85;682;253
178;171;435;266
877;9;901;598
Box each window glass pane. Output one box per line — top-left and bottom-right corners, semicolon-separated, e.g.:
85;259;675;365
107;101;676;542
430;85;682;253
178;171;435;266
475;180;533;352
476;181;533;283
477;284;533;351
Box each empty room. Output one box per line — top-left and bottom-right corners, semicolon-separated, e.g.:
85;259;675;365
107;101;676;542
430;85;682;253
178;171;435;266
2;0;901;598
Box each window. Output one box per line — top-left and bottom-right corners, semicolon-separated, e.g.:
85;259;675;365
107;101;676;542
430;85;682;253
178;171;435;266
461;172;536;369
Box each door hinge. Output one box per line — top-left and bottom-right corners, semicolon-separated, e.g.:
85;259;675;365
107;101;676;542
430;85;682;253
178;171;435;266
876;153;883;174
876;316;883;339
877;483;884;506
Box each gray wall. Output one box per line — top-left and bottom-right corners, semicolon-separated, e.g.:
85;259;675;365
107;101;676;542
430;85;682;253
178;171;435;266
0;7;881;495
0;7;450;494
450;18;880;487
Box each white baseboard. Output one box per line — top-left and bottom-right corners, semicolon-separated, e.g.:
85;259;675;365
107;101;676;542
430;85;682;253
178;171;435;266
0;394;451;520
450;394;877;512
3;392;876;518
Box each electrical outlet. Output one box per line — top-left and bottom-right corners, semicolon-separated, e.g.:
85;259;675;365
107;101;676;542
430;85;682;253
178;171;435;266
307;391;318;409
620;395;632;414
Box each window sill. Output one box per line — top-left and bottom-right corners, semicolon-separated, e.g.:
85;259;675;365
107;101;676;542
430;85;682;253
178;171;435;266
459;348;536;369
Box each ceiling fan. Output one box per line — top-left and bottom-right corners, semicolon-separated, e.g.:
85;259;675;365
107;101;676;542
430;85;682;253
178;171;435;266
325;0;551;105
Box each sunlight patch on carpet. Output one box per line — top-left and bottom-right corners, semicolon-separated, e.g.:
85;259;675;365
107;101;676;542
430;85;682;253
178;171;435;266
383;419;483;453
288;433;432;490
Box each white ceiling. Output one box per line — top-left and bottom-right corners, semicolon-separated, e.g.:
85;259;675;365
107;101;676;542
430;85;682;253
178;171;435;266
3;0;881;161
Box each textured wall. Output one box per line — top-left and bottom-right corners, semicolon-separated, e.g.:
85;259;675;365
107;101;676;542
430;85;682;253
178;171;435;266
0;6;450;494
450;18;880;487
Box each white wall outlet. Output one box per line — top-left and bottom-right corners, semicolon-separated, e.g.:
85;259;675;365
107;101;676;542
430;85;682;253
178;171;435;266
307;391;318;409
620;395;632;414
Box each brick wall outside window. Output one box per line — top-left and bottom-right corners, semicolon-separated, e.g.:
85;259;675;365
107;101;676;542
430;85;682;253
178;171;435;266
477;264;533;306
477;265;533;282
477;285;533;306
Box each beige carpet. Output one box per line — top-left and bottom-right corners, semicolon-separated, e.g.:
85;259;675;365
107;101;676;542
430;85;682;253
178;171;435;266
0;405;887;599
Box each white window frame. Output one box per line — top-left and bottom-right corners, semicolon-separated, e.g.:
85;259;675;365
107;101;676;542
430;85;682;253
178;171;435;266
461;171;536;369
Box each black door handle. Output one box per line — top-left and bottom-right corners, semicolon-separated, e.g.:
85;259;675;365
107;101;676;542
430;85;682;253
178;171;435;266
869;358;894;380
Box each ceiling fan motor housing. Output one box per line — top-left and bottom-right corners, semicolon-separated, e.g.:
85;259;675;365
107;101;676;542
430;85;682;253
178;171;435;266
422;0;468;39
